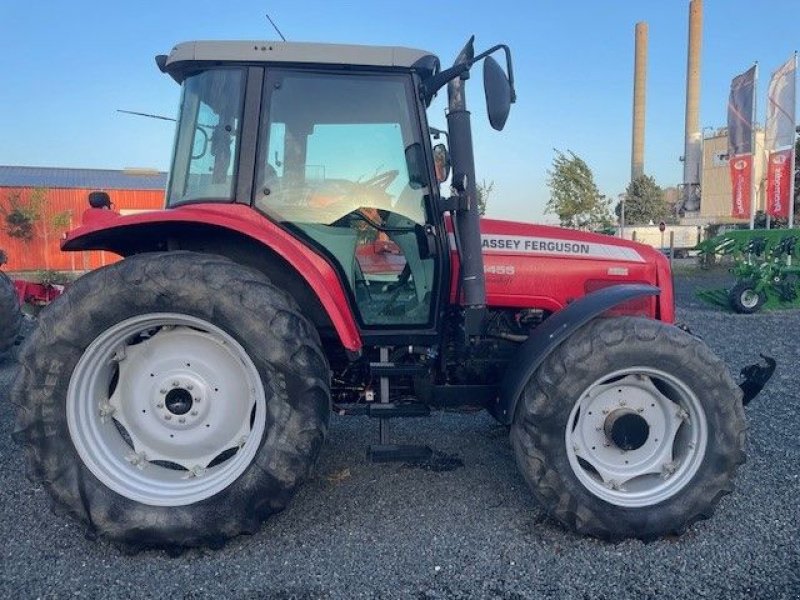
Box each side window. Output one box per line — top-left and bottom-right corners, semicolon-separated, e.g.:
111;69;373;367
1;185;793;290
167;69;245;205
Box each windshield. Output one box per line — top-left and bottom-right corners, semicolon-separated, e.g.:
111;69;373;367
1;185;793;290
255;71;429;226
167;69;246;205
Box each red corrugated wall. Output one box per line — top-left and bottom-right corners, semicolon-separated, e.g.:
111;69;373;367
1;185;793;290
0;187;164;272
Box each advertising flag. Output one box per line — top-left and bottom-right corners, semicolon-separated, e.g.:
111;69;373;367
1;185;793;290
765;55;796;219
728;65;757;218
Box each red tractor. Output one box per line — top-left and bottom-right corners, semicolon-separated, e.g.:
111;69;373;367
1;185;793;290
12;38;773;549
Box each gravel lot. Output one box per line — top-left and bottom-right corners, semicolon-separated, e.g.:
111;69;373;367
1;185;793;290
1;268;798;599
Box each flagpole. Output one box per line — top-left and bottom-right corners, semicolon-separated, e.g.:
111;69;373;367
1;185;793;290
790;51;798;230
750;62;759;230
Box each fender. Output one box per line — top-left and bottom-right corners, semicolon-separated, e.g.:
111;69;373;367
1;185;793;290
62;204;362;353
490;284;660;425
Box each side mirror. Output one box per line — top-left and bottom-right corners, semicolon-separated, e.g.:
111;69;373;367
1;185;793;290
483;56;512;131
192;126;209;159
88;191;112;209
404;143;427;189
433;144;451;183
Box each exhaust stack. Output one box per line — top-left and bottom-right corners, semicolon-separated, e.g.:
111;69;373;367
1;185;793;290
682;0;703;211
631;22;648;181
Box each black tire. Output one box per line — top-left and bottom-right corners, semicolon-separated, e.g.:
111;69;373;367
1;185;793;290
510;316;746;541
0;270;22;361
12;252;330;549
729;280;766;314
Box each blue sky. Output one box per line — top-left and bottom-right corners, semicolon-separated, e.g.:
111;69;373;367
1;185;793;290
1;1;799;222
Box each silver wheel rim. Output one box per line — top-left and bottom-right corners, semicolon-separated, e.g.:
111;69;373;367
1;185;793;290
67;313;266;507
740;289;759;308
564;367;707;508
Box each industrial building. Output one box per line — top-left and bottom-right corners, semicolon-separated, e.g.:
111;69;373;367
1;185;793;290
0;166;165;272
690;128;768;225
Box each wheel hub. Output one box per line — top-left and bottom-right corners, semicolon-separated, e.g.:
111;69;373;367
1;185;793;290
604;409;650;451
165;388;193;415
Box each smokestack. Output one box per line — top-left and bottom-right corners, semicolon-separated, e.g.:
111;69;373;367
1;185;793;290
631;22;648;181
683;0;703;210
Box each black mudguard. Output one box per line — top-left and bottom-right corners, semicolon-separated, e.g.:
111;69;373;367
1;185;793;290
739;354;776;405
491;284;661;425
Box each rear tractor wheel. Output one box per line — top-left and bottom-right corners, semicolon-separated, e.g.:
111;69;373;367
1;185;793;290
0;270;22;361
13;252;330;549
511;317;745;540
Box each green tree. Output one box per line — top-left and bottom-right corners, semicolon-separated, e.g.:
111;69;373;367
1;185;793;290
0;188;71;269
546;150;611;229
616;175;671;225
476;179;494;216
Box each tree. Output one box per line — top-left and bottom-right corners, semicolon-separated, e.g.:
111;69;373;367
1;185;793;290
476;179;494;216
0;188;71;269
546;150;611;229
615;174;671;225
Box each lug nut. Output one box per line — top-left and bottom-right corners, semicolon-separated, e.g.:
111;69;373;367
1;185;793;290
159;388;167;394
164;414;172;420
172;381;179;387
178;417;186;423
157;403;164;409
191;410;198;416
186;384;194;391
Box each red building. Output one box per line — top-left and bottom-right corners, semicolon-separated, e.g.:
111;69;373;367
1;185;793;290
0;166;166;272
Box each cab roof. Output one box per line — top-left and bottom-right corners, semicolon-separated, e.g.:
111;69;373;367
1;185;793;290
159;40;440;81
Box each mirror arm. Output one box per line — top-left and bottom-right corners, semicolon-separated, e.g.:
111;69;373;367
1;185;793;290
420;43;517;104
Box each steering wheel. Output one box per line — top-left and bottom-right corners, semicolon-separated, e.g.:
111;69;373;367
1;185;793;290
362;169;399;191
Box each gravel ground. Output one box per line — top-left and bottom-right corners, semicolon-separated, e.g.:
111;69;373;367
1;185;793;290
1;270;798;599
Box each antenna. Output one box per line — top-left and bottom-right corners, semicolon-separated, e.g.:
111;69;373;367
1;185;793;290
266;12;287;41
117;109;175;122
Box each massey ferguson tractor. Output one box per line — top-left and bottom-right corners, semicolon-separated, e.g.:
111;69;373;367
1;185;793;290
12;38;774;549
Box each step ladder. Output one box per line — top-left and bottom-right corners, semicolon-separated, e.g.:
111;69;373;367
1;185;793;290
367;347;432;463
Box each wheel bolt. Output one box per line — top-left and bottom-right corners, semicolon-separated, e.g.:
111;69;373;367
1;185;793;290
172;381;179;387
179;417;186;423
186;384;194;391
164;414;172;420
194;397;201;403
191;410;198;416
159;389;167;394
157;403;164;409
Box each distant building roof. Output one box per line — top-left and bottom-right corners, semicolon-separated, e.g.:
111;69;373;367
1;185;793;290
0;166;167;190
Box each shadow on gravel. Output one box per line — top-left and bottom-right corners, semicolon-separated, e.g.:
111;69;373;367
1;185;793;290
402;450;465;472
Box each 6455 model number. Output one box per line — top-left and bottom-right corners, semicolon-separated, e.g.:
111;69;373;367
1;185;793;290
484;265;516;275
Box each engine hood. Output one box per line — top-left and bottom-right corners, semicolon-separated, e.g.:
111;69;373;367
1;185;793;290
448;217;674;321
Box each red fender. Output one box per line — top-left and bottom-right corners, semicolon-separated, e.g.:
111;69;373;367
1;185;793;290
62;204;362;352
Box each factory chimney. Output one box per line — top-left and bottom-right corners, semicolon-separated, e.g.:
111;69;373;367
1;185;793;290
682;0;703;211
631;22;648;181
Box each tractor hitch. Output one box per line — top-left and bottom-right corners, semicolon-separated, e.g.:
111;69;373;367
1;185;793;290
739;354;776;405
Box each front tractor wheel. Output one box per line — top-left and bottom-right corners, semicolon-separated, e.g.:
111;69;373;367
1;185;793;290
511;317;745;541
13;252;330;549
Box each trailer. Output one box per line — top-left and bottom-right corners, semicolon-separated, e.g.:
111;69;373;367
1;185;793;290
619;224;703;257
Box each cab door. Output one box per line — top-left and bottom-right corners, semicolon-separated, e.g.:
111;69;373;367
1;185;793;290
253;68;442;335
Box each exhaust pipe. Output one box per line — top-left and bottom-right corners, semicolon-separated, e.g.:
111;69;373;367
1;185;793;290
446;37;486;333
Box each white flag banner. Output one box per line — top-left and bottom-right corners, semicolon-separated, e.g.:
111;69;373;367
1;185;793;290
766;55;796;151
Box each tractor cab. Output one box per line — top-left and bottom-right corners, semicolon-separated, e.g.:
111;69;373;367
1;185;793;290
158;39;514;333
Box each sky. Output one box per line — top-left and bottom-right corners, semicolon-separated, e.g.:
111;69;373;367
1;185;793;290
1;0;799;223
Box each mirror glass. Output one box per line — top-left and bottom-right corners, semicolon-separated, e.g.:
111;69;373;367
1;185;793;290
432;143;450;183
483;56;512;131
